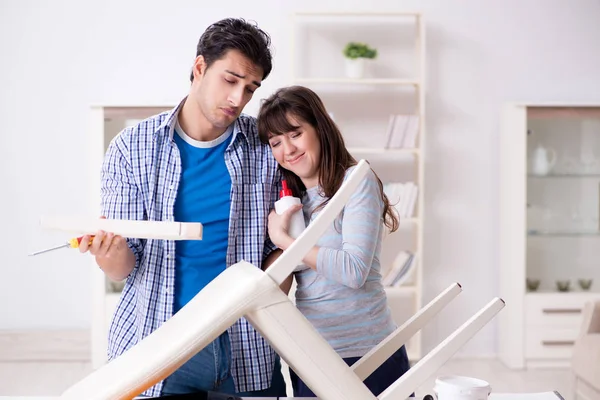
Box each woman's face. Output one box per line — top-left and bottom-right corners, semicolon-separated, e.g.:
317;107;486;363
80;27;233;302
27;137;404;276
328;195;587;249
268;113;321;188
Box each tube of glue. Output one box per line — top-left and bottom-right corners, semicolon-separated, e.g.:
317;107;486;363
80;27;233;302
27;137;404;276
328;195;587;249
274;180;306;239
274;180;308;272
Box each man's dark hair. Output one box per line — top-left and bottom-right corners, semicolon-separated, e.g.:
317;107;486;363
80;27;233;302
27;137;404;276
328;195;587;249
190;18;273;82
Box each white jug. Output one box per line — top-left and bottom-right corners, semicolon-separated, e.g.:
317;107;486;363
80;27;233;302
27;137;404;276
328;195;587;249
530;145;557;176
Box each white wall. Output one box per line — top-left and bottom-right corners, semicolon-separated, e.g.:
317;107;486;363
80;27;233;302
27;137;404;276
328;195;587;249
2;0;600;357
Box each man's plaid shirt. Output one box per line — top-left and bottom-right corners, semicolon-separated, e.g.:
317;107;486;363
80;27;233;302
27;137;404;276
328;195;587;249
100;98;281;397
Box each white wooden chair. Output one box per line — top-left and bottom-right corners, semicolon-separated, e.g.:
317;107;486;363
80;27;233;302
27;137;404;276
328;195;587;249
43;160;504;400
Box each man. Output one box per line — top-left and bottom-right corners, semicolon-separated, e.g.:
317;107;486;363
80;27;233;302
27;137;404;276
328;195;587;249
79;18;285;398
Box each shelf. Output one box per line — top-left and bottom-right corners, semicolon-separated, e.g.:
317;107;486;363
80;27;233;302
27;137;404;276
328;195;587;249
528;173;600;179
294;11;421;17
384;285;417;295
293;78;420;86
527;230;600;237
98;106;172;120
526;290;598;295
527;106;600;118
401;217;419;224
525;291;600;298
292;10;425;361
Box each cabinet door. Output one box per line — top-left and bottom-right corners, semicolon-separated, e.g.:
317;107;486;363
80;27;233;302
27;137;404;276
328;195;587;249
525;107;600;290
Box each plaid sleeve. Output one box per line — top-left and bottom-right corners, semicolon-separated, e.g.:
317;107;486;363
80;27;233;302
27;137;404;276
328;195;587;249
100;131;146;270
262;171;282;262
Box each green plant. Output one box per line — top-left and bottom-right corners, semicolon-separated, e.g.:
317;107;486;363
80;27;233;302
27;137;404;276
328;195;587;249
343;42;377;60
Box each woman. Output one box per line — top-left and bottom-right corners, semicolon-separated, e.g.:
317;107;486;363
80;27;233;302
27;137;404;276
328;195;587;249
257;85;412;397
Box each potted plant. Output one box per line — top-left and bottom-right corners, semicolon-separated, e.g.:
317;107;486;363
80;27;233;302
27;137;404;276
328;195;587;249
343;42;377;79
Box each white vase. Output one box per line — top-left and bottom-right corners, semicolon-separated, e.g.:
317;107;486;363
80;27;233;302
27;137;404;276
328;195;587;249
345;58;365;79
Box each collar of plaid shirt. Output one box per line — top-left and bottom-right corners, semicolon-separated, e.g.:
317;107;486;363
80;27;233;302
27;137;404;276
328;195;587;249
101;97;282;397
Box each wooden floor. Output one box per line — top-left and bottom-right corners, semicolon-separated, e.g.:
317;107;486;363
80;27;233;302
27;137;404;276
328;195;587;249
0;358;572;398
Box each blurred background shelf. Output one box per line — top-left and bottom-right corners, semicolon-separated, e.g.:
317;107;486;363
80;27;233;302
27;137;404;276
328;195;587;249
292;11;426;361
527;231;600;237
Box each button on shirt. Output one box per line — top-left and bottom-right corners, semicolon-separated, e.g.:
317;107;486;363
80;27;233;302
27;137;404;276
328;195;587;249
100;98;281;397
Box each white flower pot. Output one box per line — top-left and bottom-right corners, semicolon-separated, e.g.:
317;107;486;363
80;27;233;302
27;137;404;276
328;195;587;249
345;58;366;79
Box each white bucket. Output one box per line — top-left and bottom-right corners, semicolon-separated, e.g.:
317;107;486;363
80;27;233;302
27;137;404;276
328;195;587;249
433;375;491;400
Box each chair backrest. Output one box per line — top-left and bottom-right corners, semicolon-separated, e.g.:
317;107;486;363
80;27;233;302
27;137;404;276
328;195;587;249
266;160;371;285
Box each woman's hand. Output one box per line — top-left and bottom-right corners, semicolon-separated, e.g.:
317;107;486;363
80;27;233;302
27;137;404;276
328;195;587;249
268;204;302;250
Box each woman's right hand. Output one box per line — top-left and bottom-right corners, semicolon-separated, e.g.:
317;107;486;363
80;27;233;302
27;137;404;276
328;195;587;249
268;205;302;250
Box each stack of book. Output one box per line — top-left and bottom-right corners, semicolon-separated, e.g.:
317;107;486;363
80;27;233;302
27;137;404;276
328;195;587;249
382;250;417;287
384;114;420;149
384;182;418;218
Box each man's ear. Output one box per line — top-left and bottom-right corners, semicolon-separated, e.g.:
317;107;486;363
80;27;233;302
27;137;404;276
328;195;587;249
192;55;206;80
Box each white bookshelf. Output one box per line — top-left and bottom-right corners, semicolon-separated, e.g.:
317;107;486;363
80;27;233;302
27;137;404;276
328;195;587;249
349;148;421;156
290;11;426;361
89;105;172;369
294;78;420;86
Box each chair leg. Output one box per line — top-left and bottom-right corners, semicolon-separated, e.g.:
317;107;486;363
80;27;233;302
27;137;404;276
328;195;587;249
352;282;462;381
378;298;505;400
40;216;203;240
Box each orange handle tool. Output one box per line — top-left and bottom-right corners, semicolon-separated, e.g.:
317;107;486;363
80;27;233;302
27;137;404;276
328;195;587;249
68;236;95;248
29;236;95;256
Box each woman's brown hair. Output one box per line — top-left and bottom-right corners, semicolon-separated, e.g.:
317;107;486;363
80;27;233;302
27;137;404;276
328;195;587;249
257;85;399;232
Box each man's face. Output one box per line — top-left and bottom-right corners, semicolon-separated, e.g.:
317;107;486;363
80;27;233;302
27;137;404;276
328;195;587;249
190;49;263;130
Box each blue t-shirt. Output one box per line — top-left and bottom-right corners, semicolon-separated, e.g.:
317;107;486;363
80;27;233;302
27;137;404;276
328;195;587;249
173;121;232;312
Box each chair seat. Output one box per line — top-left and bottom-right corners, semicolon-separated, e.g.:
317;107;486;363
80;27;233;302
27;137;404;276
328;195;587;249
61;262;280;400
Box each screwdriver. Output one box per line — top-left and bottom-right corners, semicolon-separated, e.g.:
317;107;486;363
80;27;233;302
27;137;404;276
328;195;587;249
29;236;94;256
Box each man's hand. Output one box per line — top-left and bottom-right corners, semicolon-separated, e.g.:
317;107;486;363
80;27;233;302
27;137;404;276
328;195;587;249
78;231;126;258
78;217;136;281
